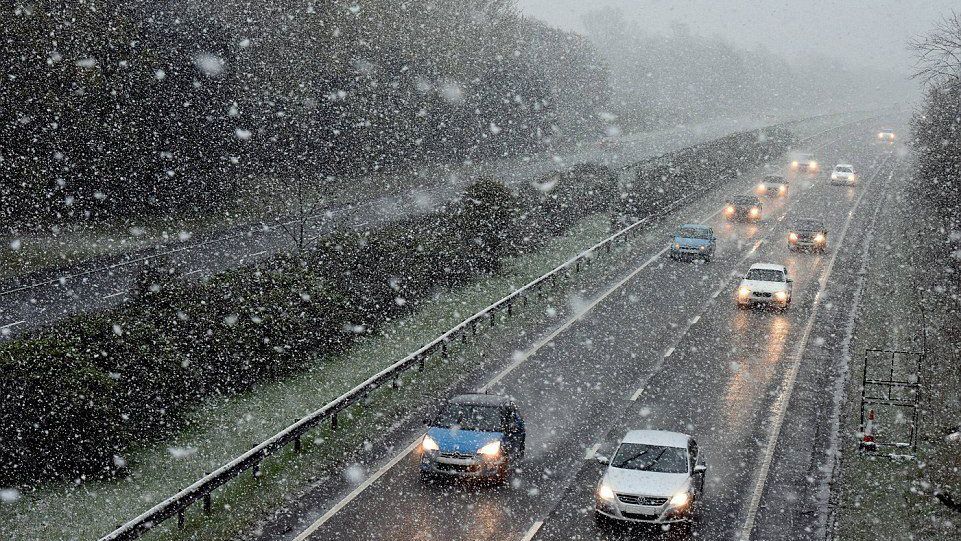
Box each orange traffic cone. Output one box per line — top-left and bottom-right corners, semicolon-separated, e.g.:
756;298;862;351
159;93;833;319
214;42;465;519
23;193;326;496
859;409;878;452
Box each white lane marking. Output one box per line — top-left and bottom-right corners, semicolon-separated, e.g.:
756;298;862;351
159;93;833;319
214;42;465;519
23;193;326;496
749;239;763;254
102;290;128;300
711;288;723;299
292;438;422;541
247;250;267;258
1;320;25;330
520;521;544;541
630;385;646;402
689;315;701;325
663;346;676;358
584;443;601;460
738;154;895;540
185;269;202;276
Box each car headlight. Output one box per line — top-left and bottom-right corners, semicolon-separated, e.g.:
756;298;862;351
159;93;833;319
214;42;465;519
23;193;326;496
674;243;681;250
791;160;799;168
725;205;735;214
477;440;502;457
778;185;786;193
775;291;787;301
757;183;766;191
810;161;817;168
597;482;616;501
814;233;825;242
789;232;798;242
738;286;751;298
749;207;760;216
878;132;884;139
422;435;439;452
699;245;705;251
669;491;691;508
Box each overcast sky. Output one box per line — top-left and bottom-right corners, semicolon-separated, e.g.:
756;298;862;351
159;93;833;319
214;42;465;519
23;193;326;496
517;0;958;75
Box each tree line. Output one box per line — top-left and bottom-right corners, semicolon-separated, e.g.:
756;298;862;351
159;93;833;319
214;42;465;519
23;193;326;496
0;1;611;231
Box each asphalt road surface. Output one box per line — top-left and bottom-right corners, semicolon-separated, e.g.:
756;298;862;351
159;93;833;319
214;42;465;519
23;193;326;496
0;112;858;337
245;117;909;541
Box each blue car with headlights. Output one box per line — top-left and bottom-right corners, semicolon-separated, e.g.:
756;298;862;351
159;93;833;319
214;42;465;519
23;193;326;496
420;393;525;482
669;224;716;262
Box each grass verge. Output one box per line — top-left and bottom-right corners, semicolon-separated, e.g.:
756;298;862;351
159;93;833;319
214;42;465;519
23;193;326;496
832;162;960;540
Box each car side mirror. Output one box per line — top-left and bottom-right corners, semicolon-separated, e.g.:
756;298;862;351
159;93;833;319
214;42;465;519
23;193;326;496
787;278;794;284
595;454;610;466
694;463;707;474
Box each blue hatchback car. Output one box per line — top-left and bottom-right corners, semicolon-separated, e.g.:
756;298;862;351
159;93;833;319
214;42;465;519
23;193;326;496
420;394;525;482
670;224;716;262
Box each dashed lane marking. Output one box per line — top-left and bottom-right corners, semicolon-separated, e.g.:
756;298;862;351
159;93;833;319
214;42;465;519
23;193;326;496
520;521;544;541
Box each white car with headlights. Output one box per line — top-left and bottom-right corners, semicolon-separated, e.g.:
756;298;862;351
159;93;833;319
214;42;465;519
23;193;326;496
736;263;793;309
830;163;858;185
594;430;706;528
877;128;896;142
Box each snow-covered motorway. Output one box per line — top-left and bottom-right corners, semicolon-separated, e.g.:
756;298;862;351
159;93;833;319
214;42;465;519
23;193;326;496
247;118;906;541
0;113;851;336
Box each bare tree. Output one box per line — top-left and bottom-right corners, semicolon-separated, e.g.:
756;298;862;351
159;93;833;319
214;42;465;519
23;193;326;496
278;172;326;256
910;10;961;85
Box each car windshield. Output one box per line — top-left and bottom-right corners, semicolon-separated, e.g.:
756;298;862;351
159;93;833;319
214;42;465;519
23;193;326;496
764;176;786;184
677;227;712;240
611;443;689;474
796;220;823;231
730;196;758;205
433;404;503;432
797;154;814;161
746;268;785;282
836;166;853;173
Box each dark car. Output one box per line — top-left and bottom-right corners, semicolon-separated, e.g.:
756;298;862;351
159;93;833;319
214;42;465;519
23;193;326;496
723;195;762;222
420;393;525;482
788;218;828;252
756;174;789;197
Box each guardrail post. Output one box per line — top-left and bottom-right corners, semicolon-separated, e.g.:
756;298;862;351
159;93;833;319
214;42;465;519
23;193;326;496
507;303;512;317
294;435;302;453
332;414;339;430
575;261;580;273
418;356;426;371
203;493;212;514
178;509;185;528
253;462;260;478
441;342;448;357
392;377;399;389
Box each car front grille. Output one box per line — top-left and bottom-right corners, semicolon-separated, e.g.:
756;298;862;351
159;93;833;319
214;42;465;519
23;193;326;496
439;451;474;459
435;462;477;473
754;292;772;298
616;493;669;506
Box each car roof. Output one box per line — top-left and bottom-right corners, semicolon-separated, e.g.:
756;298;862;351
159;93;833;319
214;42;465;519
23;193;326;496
448;393;511;408
749;263;786;272
880;127;894;131
835;163;853;168
621;430;690;448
